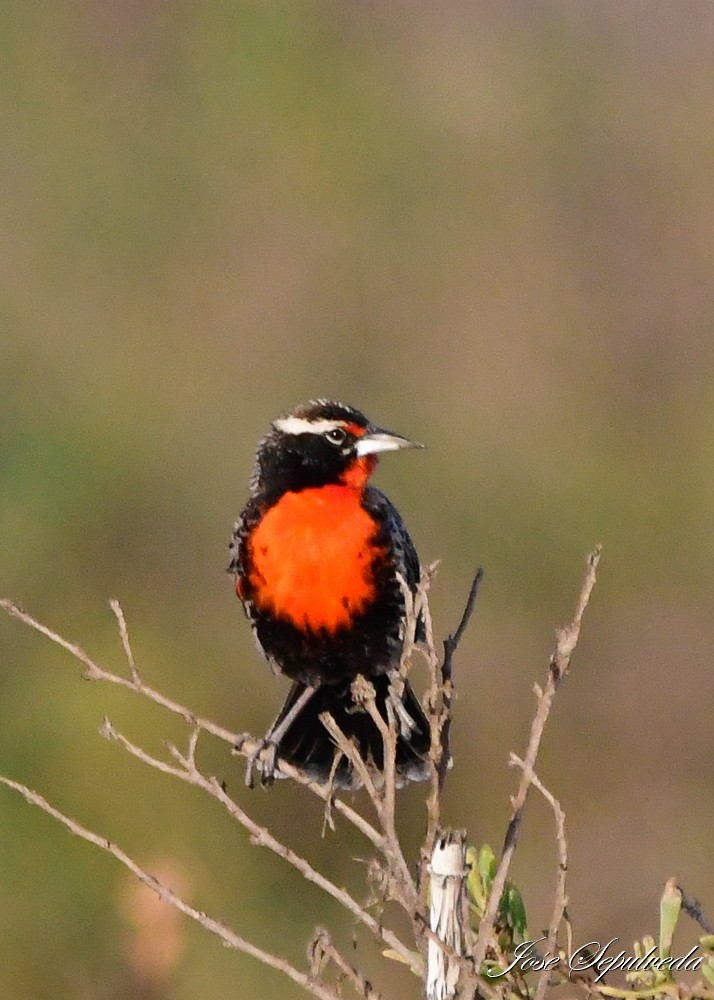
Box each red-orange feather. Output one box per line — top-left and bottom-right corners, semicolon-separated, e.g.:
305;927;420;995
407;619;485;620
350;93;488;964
247;482;383;633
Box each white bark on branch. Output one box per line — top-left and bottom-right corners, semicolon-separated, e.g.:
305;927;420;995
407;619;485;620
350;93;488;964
427;830;469;1000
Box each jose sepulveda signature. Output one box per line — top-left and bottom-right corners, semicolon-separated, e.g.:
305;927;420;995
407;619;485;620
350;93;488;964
490;937;703;983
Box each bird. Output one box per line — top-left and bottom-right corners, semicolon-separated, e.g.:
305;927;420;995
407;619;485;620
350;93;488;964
228;399;431;788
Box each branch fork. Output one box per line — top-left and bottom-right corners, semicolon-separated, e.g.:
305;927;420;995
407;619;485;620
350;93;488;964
0;548;605;1000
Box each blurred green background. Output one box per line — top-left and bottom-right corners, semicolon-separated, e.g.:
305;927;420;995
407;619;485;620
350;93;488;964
2;2;714;998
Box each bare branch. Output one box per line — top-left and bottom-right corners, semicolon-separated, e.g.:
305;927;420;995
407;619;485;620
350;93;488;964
420;568;445;888
321;752;343;836
320;705;420;925
3;549;608;1000
416;918;489;1000
439;568;483;790
109;598;140;684
395;571;421;681
308;927;383;1000
550;547;601;682
358;682;397;833
677;885;714;935
0;598;383;850
510;754;569;1000
473;546;601;969
0;772;341;1000
0;598;110;679
443;569;484;675
427;830;469;1000
100;718;420;973
422;569;483;884
359;691;420;920
318;710;381;810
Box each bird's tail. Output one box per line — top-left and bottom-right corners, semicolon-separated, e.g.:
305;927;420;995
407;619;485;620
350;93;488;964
264;675;431;788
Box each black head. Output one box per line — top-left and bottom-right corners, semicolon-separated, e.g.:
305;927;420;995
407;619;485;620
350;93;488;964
250;399;422;499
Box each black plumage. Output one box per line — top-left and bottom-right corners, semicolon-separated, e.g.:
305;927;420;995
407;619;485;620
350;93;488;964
229;400;430;787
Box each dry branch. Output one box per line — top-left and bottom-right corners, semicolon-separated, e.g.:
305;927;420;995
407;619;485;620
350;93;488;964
438;569;483;792
0;772;341;1000
99;718;418;971
0;597;382;849
677;887;714;935
308;928;383;1000
510;754;570;1000
421;568;483;890
427;830;469;1000
473;545;601;969
0;548;603;1000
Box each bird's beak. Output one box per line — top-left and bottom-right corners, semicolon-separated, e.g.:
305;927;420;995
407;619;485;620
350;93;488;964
355;428;425;457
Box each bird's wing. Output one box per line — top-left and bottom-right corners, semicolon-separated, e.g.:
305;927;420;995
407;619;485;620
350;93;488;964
363;486;426;642
227;500;262;606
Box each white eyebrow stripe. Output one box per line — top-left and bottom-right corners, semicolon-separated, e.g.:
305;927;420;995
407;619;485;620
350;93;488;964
273;416;348;436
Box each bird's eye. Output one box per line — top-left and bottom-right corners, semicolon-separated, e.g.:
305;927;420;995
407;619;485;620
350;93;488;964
325;427;347;446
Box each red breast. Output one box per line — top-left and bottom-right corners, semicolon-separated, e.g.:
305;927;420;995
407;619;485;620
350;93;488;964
245;482;384;633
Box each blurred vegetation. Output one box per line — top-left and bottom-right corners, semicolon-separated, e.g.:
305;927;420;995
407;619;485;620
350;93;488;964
2;2;714;998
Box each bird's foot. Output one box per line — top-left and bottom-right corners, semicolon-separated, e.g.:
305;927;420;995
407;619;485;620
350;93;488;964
243;738;279;789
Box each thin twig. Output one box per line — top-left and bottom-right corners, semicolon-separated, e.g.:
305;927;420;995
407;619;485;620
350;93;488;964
321;753;343;837
359;687;420;919
321;700;419;922
422;569;483;886
677;885;714;935
0;598;383;850
359;684;397;834
109;598;140;684
510;754;569;1000
318;711;381;808
395;571;421;684
421;567;445;894
473;546;601;969
309;927;383;1000
439;568;483;791
0;772;341;1000
100;719;420;973
323;676;422;940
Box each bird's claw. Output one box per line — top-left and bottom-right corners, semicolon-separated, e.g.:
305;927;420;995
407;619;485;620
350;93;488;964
243;738;279;789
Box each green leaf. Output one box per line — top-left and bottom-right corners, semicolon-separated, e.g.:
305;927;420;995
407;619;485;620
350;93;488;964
466;846;484;910
478;844;497;891
502;884;528;939
699;935;714;952
659;878;682;960
702;960;714;987
381;948;423;976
